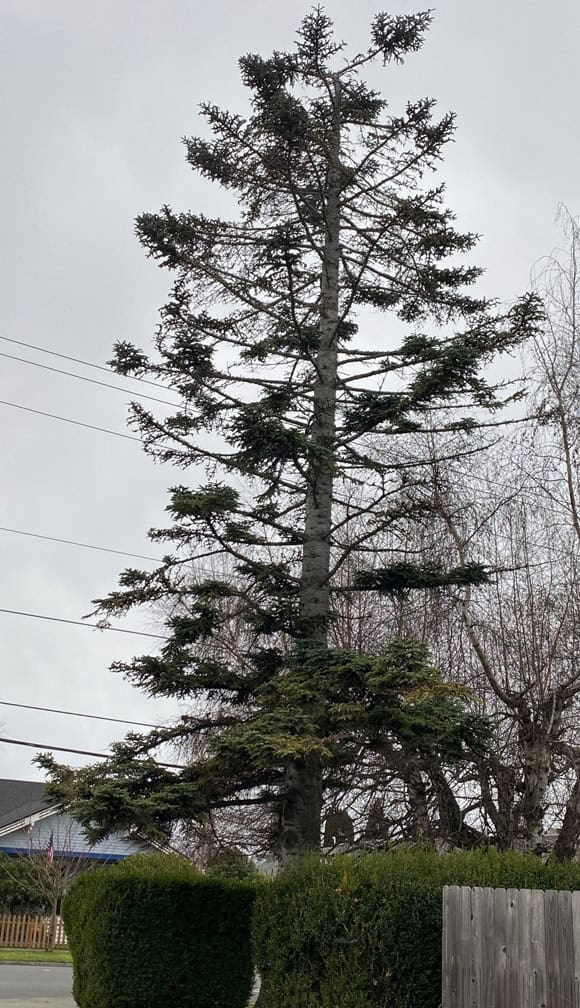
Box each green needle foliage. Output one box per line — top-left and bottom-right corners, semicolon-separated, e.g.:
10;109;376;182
40;9;540;855
63;854;256;1008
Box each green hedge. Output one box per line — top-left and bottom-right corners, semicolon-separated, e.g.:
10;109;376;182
253;847;580;1008
0;853;50;913
63;852;256;1008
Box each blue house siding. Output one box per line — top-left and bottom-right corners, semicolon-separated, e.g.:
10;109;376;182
0;810;152;861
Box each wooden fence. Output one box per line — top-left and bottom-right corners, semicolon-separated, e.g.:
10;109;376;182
443;885;580;1007
0;913;68;949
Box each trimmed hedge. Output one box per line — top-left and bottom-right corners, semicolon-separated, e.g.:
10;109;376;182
253;847;580;1008
63;852;256;1008
0;853;50;913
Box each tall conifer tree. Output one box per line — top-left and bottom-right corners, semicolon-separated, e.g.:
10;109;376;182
41;9;539;854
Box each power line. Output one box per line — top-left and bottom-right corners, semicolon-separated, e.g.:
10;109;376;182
0;350;179;408
0;399;141;442
0;607;168;640
0;700;160;729
0;334;171;393
0;525;161;563
0;524;223;579
0;735;184;769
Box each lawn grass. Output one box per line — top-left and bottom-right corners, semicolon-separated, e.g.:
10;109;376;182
0;948;72;963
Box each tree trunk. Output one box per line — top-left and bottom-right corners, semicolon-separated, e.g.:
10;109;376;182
428;765;464;845
553;770;580;861
405;760;434;843
514;695;562;850
516;735;553;850
280;77;342;857
280;758;324;856
48;902;57;951
553;749;580;861
495;767;517;849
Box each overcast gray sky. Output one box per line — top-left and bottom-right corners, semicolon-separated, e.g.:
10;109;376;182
0;0;577;780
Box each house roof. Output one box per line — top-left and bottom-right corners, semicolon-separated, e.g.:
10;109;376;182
0;779;160;861
0;779;51;830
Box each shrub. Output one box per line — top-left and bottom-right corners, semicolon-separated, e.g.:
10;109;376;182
253;846;580;1008
63;852;256;1008
0;853;50;913
205;848;258;883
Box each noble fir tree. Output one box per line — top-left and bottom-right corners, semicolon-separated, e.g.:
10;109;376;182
40;9;539;855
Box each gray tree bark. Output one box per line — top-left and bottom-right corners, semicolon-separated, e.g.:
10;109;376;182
405;760;434;843
280;77;342;856
553;760;580;860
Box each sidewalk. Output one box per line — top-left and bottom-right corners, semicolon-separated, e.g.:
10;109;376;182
0;1001;73;1008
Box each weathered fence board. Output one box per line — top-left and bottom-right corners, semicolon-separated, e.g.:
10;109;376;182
530;887;547;1008
494;887;507;1008
0;913;67;949
572;892;580;1005
469;885;482;1007
443;886;580;1008
506;888;520;1007
517;887;532;1008
458;885;472;1006
545;888;561;1004
560;890;575;1007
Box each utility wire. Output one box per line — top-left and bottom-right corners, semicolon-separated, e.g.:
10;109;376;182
0;334;170;393
0;735;184;769
0;700;160;730
0;607;168;640
0;525;161;563
0;350;179;408
0;399;141;442
0;524;223;579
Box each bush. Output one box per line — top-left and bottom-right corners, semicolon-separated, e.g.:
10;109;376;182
253;846;580;1008
63;852;256;1008
0;854;50;913
205;848;258;883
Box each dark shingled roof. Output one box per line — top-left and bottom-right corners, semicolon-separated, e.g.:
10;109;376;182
0;779;51;830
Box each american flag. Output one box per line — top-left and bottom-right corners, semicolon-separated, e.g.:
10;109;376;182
46;831;54;867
